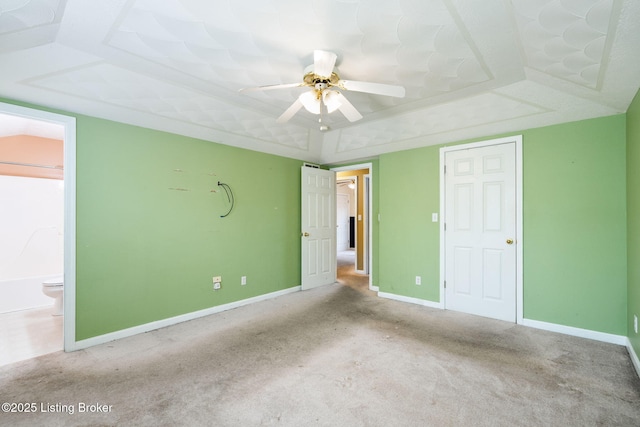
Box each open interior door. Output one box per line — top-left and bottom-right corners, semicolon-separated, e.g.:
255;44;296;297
301;166;336;290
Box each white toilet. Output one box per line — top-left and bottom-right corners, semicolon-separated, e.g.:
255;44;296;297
42;276;64;316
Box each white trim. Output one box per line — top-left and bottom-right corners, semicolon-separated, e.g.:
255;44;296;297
439;135;523;323
521;318;627;346
439;149;446;308
515;139;523;324
627;339;640;378
366;173;372;277
0;101;77;352
378;292;443;309
359;173;371;275
331;162;375;291
380;289;632;351
354;175;362;274
74;286;301;350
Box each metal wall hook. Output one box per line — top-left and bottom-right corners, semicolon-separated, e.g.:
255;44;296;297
217;181;234;218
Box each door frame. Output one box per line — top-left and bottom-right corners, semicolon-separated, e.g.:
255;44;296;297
331;162;375;291
439;135;523;324
362;173;371;275
0;101;77;350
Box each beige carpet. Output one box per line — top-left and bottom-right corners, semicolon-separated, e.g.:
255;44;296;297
1;275;639;426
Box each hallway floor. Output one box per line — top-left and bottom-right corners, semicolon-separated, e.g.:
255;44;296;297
337;249;370;292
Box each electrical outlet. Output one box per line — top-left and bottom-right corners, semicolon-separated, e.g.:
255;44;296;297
213;282;221;290
635;315;638;334
415;276;421;285
241;276;247;285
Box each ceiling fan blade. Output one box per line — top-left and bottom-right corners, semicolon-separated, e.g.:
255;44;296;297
339;80;405;98
314;50;337;78
276;98;304;123
239;83;302;93
334;92;363;122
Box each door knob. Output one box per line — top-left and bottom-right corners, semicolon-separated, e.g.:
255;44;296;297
506;239;514;245
302;232;310;237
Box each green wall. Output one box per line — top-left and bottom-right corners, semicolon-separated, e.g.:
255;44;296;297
3;97;304;341
378;147;441;301
74;117;302;340
4;96;634;344
524;116;626;334
378;115;628;336
628;89;640;355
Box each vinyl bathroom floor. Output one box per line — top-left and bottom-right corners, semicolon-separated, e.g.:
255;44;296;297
0;306;62;367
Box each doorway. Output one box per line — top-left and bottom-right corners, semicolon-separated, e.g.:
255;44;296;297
332;163;374;292
0;102;77;362
440;136;523;323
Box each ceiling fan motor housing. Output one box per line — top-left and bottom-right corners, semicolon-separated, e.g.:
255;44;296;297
303;71;341;89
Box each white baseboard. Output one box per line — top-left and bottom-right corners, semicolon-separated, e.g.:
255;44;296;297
376;293;629;348
71;286;301;351
627;339;640;379
520;318;627;346
378;291;442;309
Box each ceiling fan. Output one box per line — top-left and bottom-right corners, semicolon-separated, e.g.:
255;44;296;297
239;50;405;129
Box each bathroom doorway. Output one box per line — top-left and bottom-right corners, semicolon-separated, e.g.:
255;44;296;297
0;102;76;365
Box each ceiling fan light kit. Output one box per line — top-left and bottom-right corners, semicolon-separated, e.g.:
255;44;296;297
299;90;340;115
240;50;405;129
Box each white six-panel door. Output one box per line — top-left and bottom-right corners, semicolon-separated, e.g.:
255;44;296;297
301;166;336;290
444;142;517;322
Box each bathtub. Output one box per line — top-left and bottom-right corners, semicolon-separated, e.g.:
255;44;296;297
0;275;61;314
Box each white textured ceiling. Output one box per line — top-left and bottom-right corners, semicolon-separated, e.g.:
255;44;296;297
0;0;638;164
